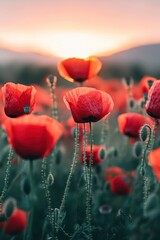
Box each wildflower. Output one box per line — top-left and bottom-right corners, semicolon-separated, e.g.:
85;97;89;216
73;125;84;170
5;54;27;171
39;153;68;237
105;167;126;182
58;57;102;83
139;76;157;94
110;175;131;195
3;115;63;160
148;148;160;181
145;80;160;118
118;113;153;139
64;87;114;123
0;208;27;235
81;144;106;166
2;82;36;118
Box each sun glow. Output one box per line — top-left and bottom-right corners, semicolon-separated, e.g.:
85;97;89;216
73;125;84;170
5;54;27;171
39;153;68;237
0;31;130;58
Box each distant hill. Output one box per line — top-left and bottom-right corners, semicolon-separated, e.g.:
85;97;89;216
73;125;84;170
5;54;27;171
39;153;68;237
100;44;160;71
0;48;59;66
0;44;160;71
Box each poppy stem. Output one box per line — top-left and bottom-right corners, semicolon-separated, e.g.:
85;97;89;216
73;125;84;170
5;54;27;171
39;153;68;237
47;75;59;120
25;160;35;240
100;117;109;146
151;118;158;149
86;122;93;240
83;123;89;190
41;157;55;238
56;123;79;233
0;147;14;212
140;125;152;209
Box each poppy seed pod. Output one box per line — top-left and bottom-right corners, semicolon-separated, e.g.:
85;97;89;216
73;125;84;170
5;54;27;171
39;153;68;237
58;57;102;83
64;87;114;123
2;82;36;118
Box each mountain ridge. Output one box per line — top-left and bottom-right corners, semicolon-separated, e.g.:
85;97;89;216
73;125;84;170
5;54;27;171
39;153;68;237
0;43;160;70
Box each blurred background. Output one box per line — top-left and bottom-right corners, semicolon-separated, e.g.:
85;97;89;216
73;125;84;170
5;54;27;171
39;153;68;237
0;0;160;85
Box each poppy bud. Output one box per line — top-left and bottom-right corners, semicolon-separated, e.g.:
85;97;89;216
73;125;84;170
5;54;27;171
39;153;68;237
132;141;143;158
99;204;112;214
147;80;154;88
4;198;16;219
22;177;31;195
140;124;149;142
47;173;54;186
122;77;134;88
129;98;135;109
47;75;54;85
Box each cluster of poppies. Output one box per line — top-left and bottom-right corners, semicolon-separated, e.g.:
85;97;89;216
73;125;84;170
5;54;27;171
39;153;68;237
1;55;160;237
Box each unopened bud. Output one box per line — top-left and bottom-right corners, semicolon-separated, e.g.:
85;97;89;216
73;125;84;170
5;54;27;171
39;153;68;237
129;98;135;109
140;124;149;142
144;93;148;102
123;77;134;88
23;176;31;195
47;173;54;186
4;198;16;218
147;80;154;89
99;204;112;214
132;141;143;158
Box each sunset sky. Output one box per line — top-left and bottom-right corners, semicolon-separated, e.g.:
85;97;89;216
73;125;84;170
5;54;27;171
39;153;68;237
0;0;160;58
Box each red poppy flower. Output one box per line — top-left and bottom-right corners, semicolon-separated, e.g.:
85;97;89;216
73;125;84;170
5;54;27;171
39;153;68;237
64;87;114;123
110;175;131;195
139;76;157;94
58;57;102;83
145;80;160;119
105;167;126;182
4;115;63;160
2;82;36;118
0;208;27;235
80;144;106;166
118;113;153;138
148;148;160;181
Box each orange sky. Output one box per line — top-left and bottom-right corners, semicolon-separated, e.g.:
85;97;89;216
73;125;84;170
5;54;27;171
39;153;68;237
0;0;160;58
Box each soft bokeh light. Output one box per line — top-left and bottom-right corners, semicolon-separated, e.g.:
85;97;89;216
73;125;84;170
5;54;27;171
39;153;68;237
0;0;160;56
0;31;131;58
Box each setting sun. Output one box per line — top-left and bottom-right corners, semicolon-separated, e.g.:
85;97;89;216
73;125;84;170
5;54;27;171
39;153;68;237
0;31;131;58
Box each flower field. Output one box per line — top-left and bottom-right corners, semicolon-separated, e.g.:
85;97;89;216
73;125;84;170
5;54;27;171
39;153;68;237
0;57;159;240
